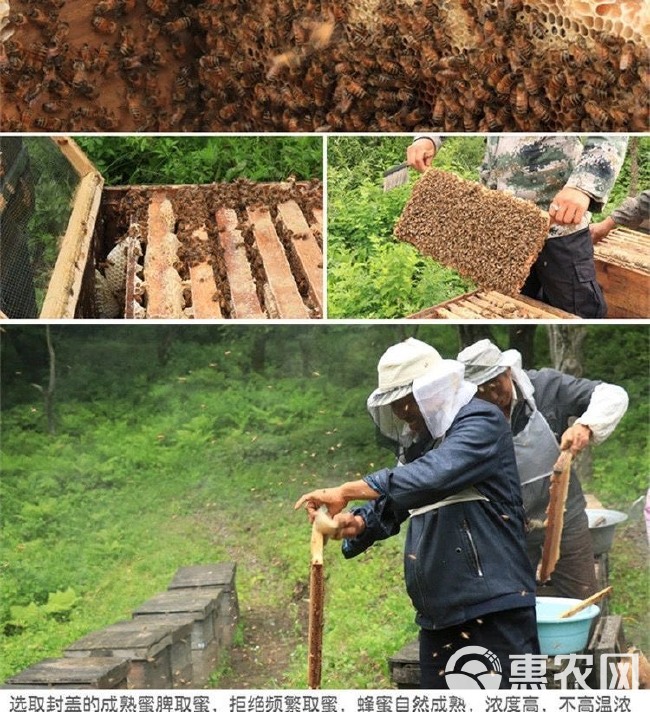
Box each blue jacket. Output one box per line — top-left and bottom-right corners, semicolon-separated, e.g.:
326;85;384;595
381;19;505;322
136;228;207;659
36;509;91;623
343;398;536;630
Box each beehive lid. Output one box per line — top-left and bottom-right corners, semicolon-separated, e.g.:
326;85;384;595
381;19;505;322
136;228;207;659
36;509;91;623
132;588;223;619
395;169;550;295
4;657;129;688
169;563;236;590
65;619;178;659
0;136;103;319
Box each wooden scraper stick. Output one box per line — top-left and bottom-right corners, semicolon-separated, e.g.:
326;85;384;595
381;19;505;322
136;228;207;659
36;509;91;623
307;507;339;689
539;450;572;583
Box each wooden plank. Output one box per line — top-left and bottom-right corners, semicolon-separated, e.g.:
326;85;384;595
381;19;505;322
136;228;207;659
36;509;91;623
40;171;104;318
276;200;323;312
144;192;185;319
189;263;222;319
188;226;222;319
216;208;264;319
51;137;98;179
595;259;649;318
247;206;309;318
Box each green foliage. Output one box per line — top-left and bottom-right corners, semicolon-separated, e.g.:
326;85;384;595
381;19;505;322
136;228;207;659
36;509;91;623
327;137;478;318
74;136;323;186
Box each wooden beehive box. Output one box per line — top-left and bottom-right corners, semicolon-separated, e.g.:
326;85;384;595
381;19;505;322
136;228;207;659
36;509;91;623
38;138;323;320
3;657;129;689
64;618;186;689
594;227;650;318
409;290;579;320
132;588;225;685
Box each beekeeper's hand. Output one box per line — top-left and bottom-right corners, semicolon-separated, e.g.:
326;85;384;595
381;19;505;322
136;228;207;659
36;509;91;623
294;486;347;520
560;423;593;455
590;216;616;244
407;138;437;173
331;512;366;540
548;187;591;226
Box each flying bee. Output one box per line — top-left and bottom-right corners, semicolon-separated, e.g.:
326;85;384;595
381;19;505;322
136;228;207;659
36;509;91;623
92;16;117;34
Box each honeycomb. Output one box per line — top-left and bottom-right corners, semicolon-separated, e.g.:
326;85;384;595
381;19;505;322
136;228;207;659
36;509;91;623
394;169;550;295
1;0;647;131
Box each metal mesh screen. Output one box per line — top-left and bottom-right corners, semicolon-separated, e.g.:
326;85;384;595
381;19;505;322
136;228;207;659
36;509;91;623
1;137;80;318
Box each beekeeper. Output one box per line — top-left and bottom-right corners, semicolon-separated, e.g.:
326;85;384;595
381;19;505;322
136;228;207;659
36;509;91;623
295;338;539;690
457;339;629;600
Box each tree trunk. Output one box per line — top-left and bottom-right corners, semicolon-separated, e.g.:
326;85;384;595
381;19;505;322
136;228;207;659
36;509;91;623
457;324;494;351
32;325;57;435
548;325;586;376
508;324;538;369
547;325;592;482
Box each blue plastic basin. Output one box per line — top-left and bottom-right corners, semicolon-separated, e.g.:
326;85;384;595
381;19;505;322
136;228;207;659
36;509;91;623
536;597;600;655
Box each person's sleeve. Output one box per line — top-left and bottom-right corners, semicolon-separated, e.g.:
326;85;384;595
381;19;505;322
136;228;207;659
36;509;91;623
341;496;409;559
361;404;507;511
611;191;650;230
412;134;444;152
564;137;628;211
575;383;629;444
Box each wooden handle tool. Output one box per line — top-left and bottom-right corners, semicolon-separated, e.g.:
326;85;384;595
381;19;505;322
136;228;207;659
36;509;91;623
307;506;339;689
559;586;613;618
539;450;572;583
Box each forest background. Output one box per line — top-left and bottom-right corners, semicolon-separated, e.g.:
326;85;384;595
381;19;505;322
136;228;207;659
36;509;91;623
1;323;648;688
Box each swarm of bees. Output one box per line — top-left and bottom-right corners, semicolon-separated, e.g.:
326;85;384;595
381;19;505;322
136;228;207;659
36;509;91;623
1;0;647;131
91;179;323;319
394;169;550;295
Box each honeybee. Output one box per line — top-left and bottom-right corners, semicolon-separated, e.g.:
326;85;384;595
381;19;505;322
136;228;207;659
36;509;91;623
92;16;117;34
95;0;119;14
120;55;143;70
585;100;609;127
619;42;636;72
432;96;445;125
35;116;63;131
529;96;551;123
345;80;366;99
9;13;27;25
494;74;515;96
27;8;51;28
42;99;68;113
146;0;169;17
513;83;528;115
164;17;192;34
95;42;111;72
119;26;136;55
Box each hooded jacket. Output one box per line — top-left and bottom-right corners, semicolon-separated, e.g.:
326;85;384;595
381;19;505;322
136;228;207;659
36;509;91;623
343;398;536;630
